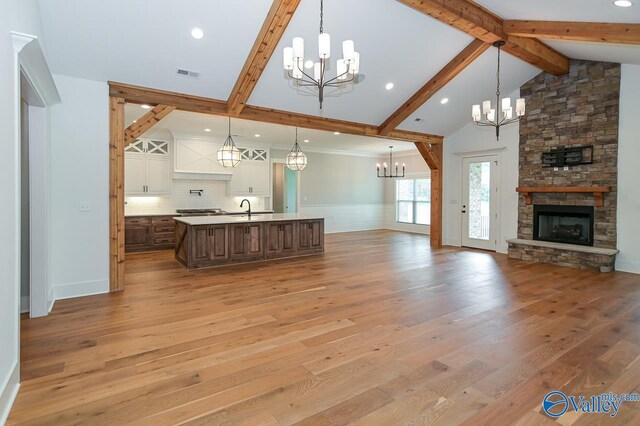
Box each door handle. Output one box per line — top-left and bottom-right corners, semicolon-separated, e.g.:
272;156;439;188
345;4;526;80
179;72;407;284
461;204;466;214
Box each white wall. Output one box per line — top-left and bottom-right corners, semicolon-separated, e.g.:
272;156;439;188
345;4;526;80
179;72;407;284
50;75;110;300
272;149;386;233
382;151;431;235
442;93;520;254
0;1;47;421
616;64;640;274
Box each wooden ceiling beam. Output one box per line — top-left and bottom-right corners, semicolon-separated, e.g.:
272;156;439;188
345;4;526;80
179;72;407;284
379;39;489;135
124;104;176;144
108;82;443;144
227;0;301;115
504;20;640;45
414;141;439;170
396;0;569;75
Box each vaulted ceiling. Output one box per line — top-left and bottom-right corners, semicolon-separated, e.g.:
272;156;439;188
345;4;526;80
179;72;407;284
38;0;640;138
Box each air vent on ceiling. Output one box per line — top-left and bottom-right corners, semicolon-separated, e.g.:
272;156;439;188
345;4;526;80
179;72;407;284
414;118;424;122
177;68;200;78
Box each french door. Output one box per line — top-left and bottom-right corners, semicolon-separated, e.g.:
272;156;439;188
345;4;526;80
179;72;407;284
461;155;499;251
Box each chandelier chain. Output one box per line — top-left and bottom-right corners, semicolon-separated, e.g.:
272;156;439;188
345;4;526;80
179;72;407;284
496;43;501;99
319;0;323;34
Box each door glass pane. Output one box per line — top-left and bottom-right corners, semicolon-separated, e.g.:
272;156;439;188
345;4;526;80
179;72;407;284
468;161;491;240
397;201;413;223
415;202;430;225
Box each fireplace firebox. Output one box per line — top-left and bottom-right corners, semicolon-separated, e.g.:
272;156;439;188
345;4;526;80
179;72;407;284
533;205;594;246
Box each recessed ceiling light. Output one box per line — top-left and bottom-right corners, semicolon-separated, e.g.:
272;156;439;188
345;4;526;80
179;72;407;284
614;0;633;6
191;28;204;39
204;128;211;132
333;131;341;135
132;120;137;123
385;82;394;90
254;134;261;138
440;98;449;104
304;60;314;69
140;104;151;109
303;139;310;143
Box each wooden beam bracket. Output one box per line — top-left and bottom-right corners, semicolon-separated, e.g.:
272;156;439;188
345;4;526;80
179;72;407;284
124;104;176;145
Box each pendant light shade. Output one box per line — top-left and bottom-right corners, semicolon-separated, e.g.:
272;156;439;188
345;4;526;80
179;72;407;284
217;118;241;168
286;128;308;171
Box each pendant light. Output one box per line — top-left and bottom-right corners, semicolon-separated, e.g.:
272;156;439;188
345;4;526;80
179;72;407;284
217;117;241;168
471;41;525;140
286;128;308;171
283;0;360;109
376;146;405;178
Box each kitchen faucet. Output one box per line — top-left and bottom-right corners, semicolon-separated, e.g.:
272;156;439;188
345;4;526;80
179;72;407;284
240;199;251;218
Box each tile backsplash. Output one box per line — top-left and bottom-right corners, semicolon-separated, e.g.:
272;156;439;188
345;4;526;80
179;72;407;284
125;180;266;215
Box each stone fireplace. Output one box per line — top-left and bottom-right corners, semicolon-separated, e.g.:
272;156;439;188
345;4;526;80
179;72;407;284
508;60;620;271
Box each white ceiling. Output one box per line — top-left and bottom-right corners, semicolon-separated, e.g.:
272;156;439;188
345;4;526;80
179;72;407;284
125;105;418;155
38;0;640;138
475;0;640;23
38;0;273;100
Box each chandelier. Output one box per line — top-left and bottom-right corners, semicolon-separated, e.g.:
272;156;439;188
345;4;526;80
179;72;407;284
376;146;405;179
472;41;525;140
217;117;241;168
282;0;360;109
286;128;308;171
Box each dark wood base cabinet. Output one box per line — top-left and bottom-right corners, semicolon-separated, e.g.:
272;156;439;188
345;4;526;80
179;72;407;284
125;216;176;253
175;219;324;269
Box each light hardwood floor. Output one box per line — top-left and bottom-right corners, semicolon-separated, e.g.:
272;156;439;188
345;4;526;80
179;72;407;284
8;230;640;425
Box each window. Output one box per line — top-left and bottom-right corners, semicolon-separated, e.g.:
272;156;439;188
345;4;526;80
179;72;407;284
396;178;431;225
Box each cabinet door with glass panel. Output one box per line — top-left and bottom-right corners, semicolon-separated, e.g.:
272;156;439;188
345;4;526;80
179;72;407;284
396;178;431;225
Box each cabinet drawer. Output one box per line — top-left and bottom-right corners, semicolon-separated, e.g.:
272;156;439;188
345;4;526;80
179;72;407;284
152;216;175;225
154;225;175;234
125;217;151;225
154;233;175;245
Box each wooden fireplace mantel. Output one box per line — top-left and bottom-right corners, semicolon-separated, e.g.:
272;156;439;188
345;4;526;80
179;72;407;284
516;186;611;207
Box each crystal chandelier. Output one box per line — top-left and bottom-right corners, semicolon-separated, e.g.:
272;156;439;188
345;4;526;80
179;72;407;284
282;0;360;109
286;128;308;171
217;117;241;168
472;41;526;140
376;146;405;179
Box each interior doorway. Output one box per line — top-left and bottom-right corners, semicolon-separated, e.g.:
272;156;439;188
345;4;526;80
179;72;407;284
272;161;298;214
461;154;499;251
19;70;51;318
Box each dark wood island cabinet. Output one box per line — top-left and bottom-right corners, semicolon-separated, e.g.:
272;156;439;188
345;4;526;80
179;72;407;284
174;215;324;269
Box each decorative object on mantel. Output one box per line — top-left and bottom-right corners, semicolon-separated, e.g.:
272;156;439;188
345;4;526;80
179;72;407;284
282;0;360;109
217;117;241;168
189;190;204;197
516;186;611;207
285;127;308;171
376;146;405;179
541;145;593;168
472;41;525;140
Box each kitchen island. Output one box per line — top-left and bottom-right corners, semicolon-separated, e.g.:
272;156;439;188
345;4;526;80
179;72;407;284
174;214;324;269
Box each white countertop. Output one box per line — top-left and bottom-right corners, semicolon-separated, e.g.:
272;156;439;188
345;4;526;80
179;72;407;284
175;213;324;226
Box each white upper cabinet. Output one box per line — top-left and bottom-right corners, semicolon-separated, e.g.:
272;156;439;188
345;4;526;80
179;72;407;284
174;139;233;175
228;147;270;196
125;139;171;196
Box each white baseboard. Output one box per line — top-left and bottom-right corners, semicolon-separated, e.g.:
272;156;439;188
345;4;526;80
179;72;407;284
443;238;461;247
384;223;430;235
0;362;20;425
20;296;29;314
54;279;109;300
615;259;640;275
48;287;55;313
